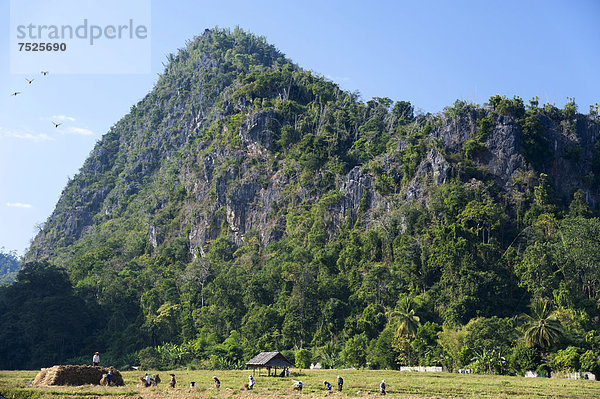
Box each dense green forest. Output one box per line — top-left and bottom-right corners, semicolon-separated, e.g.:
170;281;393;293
0;248;20;285
3;28;600;377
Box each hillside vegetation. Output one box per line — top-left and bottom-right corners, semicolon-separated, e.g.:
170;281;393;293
0;248;20;285
2;28;600;376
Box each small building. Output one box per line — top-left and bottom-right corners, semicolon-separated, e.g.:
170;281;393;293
246;352;293;377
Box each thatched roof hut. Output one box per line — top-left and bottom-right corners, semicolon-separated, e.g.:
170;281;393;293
246;352;293;376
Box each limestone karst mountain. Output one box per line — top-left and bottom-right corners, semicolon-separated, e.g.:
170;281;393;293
5;27;599;370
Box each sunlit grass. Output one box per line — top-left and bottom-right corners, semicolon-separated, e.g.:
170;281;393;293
1;368;600;398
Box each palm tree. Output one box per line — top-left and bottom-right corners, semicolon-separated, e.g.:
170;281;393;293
520;299;563;349
391;297;421;340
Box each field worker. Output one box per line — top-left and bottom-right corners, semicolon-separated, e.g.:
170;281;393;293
190;381;196;388
92;352;100;366
146;374;152;387
380;380;386;395
323;380;332;390
293;380;303;391
248;375;255;389
169;374;176;388
213;376;220;388
106;370;113;386
337;375;343;391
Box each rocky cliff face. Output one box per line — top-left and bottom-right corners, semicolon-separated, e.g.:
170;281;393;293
26;29;600;264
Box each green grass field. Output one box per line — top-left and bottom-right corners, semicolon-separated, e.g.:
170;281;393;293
1;368;600;399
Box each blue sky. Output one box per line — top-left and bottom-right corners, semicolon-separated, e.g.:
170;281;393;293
1;0;599;255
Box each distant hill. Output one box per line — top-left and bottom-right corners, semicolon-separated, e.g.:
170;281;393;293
4;27;600;372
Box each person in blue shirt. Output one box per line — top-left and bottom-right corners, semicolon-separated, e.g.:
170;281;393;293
380;379;386;395
337;375;343;391
323;380;332;390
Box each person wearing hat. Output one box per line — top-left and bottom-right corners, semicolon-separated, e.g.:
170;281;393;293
190;381;196;388
169;374;176;388
248;374;255;389
92;352;100;366
380;380;386;395
337;375;343;391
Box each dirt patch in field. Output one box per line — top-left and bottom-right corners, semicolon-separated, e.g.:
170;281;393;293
32;365;124;386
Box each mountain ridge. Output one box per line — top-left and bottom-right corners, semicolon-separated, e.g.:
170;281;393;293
8;27;600;371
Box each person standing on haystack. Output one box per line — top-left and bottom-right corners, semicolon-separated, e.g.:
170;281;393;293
93;352;100;366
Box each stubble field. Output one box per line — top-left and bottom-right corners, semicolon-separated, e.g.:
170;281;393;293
1;368;600;399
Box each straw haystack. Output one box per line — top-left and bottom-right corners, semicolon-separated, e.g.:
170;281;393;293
33;365;124;386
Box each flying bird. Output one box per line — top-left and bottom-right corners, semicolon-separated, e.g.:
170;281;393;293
41;71;49;76
25;78;34;84
11;91;21;96
52;121;62;128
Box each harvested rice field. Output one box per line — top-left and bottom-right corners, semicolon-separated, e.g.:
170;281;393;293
1;368;600;399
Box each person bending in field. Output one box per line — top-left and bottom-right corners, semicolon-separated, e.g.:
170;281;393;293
323;380;332;391
169;374;176;388
213;376;220;388
248;375;255;389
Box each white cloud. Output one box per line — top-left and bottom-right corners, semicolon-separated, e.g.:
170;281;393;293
0;127;53;142
42;115;76;122
6;202;33;209
65;127;94;136
52;115;76;122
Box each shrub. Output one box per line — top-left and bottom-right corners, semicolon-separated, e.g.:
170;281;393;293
579;350;600;375
489;95;525;119
508;343;539;375
463;139;486;159
138;347;161;370
552;346;582;372
295;348;312;369
341;333;369;368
